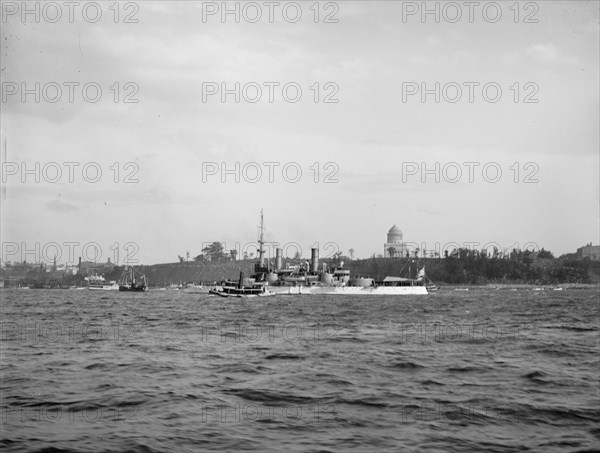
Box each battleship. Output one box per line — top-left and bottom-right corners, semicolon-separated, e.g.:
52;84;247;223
230;211;428;296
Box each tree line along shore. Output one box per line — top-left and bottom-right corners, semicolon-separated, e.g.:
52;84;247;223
5;249;599;288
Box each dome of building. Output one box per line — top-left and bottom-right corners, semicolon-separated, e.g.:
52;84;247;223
387;225;403;243
388;225;402;235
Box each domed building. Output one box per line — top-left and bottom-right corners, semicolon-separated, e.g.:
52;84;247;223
383;225;409;258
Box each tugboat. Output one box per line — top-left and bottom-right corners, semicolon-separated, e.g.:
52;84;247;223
118;266;148;292
209;272;275;298
208;210;276;298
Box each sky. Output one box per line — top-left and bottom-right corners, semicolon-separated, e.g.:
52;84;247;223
1;1;598;265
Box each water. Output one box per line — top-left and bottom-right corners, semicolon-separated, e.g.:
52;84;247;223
1;288;599;452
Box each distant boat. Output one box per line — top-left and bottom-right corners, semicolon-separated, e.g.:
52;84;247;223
552;287;564;291
86;274;119;290
421;269;438;291
118;266;148;292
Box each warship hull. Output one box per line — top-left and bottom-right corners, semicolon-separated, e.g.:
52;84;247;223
267;284;428;295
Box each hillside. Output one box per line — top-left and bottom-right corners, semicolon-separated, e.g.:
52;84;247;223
118;255;600;286
7;254;599;288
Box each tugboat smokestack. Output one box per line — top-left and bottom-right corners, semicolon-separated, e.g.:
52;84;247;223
275;248;283;271
310;248;319;273
238;271;244;289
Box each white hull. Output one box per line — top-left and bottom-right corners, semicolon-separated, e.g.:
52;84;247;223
88;284;119;290
268;285;428;295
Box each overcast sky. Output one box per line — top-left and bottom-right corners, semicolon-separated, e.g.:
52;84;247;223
1;1;598;265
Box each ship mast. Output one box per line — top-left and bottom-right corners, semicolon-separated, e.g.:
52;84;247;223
257;209;265;265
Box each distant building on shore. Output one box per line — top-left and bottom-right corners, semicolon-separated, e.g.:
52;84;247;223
78;257;116;275
577;243;600;261
383;225;410;258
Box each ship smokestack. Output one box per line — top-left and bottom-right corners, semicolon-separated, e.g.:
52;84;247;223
275;248;283;270
238;271;244;289
310;248;319;273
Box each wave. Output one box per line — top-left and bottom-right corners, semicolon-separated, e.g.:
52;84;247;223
223;388;319;405
335;398;390;408
264;353;305;360
447;366;488;373
387;361;424;370
421;379;445;386
518;404;600;424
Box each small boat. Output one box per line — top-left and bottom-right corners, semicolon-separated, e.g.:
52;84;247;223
118;266;148;292
552;287;564;291
209;272;276;298
423;272;438;291
86;274;120;290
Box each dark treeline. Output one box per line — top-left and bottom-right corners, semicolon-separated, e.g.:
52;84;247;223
5;249;599;287
350;249;600;285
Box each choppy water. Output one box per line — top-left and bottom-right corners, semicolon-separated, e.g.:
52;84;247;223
1;288;599;452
